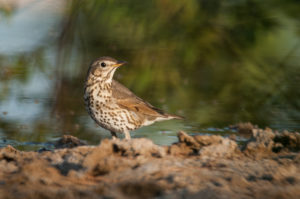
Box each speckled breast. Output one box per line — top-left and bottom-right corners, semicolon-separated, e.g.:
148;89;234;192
84;83;141;133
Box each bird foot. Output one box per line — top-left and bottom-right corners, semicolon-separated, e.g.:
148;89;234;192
124;130;131;140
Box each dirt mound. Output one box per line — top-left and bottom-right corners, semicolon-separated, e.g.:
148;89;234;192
0;125;299;199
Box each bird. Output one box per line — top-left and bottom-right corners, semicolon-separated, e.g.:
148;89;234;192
84;56;183;140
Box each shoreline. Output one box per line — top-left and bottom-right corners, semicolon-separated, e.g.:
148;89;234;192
0;125;299;198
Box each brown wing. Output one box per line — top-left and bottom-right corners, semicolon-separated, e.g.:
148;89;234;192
111;80;167;118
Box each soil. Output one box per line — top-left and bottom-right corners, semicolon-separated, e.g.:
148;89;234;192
0;125;300;199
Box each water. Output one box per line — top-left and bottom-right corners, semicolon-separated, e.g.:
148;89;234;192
0;0;299;151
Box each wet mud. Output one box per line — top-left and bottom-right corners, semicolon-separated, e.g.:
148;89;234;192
0;125;300;199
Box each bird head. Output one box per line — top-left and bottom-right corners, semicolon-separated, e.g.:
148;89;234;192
87;56;126;83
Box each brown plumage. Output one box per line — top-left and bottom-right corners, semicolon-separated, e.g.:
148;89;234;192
84;56;183;139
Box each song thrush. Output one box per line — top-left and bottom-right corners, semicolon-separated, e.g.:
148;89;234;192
84;56;183;140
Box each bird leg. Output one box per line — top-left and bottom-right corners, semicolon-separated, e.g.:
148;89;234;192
111;131;118;140
124;130;131;140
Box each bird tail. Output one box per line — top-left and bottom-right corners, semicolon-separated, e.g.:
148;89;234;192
151;106;184;120
165;113;184;120
152;113;184;123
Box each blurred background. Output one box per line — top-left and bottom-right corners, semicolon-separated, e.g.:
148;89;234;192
0;0;299;150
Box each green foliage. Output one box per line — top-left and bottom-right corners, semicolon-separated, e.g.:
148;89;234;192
61;0;299;127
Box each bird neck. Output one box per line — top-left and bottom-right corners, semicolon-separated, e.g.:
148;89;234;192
99;81;112;93
85;77;113;97
86;73;112;87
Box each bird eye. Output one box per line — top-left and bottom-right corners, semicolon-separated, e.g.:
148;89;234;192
100;62;106;67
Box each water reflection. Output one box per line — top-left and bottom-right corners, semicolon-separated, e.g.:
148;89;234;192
0;0;299;150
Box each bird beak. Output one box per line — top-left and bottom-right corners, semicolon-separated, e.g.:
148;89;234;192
113;60;127;67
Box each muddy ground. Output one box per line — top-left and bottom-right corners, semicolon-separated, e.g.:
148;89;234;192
0;124;300;199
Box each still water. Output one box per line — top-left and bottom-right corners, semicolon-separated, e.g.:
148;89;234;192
0;0;299;150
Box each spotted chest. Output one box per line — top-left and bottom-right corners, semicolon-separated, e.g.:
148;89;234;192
84;83;141;133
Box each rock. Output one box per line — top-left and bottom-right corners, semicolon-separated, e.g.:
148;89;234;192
168;131;201;155
244;128;300;156
273;131;300;152
0;145;20;173
53;135;87;149
244;128;276;156
168;131;237;157
111;138;166;157
230;122;258;135
194;134;224;146
199;138;238;158
83;138;165;176
0;145;19;161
